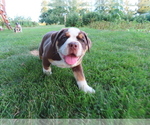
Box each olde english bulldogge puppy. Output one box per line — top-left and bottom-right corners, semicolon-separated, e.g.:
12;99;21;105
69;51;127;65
14;23;22;33
39;27;95;93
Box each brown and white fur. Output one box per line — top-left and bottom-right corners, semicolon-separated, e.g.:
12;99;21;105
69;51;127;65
14;23;22;33
39;27;95;93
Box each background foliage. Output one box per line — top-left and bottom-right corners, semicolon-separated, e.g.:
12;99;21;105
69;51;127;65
10;16;39;27
1;0;150;28
39;0;150;27
0;16;38;28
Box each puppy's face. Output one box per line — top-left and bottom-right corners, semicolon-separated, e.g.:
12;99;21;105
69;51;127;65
53;28;91;65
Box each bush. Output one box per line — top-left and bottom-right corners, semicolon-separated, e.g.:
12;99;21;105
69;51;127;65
133;15;147;23
46;14;59;25
40;14;64;25
145;13;150;21
65;13;83;27
9;16;39;27
82;12;100;25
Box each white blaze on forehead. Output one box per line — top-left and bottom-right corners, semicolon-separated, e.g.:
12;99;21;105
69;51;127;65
68;27;80;38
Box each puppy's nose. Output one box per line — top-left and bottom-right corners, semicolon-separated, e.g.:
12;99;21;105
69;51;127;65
68;42;79;49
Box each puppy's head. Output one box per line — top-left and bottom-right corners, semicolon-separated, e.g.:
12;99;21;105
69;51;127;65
51;27;91;65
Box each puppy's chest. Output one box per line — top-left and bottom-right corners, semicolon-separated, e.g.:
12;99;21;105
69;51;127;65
48;59;73;68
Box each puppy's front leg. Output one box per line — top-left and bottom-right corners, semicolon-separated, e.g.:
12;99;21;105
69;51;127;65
72;64;95;93
42;58;52;75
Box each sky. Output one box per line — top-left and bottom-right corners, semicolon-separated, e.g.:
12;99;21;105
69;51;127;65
5;0;138;22
5;0;43;22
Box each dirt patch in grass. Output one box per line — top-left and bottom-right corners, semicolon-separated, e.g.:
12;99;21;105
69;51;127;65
30;50;39;56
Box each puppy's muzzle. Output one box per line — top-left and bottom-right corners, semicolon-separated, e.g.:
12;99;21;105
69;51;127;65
68;42;79;55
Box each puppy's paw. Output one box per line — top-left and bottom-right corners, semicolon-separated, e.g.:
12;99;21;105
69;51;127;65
81;85;95;93
77;81;95;93
43;68;52;76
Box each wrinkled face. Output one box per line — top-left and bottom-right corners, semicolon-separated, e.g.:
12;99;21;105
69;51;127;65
56;28;91;65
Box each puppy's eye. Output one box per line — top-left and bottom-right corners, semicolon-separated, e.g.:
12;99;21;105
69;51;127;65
77;36;85;42
62;36;68;41
80;38;84;42
82;39;85;42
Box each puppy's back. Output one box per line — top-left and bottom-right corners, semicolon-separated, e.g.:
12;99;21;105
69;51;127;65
39;31;57;59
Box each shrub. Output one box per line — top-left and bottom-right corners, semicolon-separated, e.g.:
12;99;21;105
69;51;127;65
9;16;39;27
46;14;59;25
108;9;123;21
82;12;100;25
145;13;150;21
65;13;83;27
44;14;64;25
133;15;147;23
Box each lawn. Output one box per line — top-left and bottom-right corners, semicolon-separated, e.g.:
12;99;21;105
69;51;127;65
0;25;150;118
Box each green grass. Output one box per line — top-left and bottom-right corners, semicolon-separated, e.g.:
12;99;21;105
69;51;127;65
0;25;150;118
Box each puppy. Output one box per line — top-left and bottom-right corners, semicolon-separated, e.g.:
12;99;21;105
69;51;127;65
39;27;95;93
14;23;22;33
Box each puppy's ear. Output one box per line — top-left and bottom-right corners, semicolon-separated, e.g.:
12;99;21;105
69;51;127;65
82;31;92;51
51;28;68;47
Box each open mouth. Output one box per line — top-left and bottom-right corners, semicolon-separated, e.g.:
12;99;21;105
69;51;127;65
63;53;80;65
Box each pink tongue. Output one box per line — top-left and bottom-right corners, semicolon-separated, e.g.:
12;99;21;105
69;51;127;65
64;55;79;65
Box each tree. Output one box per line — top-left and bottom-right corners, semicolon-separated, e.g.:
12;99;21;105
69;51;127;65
39;0;91;24
94;0;124;22
95;0;123;12
41;0;49;13
68;0;90;14
137;0;150;14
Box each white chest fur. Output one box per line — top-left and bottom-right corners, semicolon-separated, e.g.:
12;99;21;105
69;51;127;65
48;59;77;68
